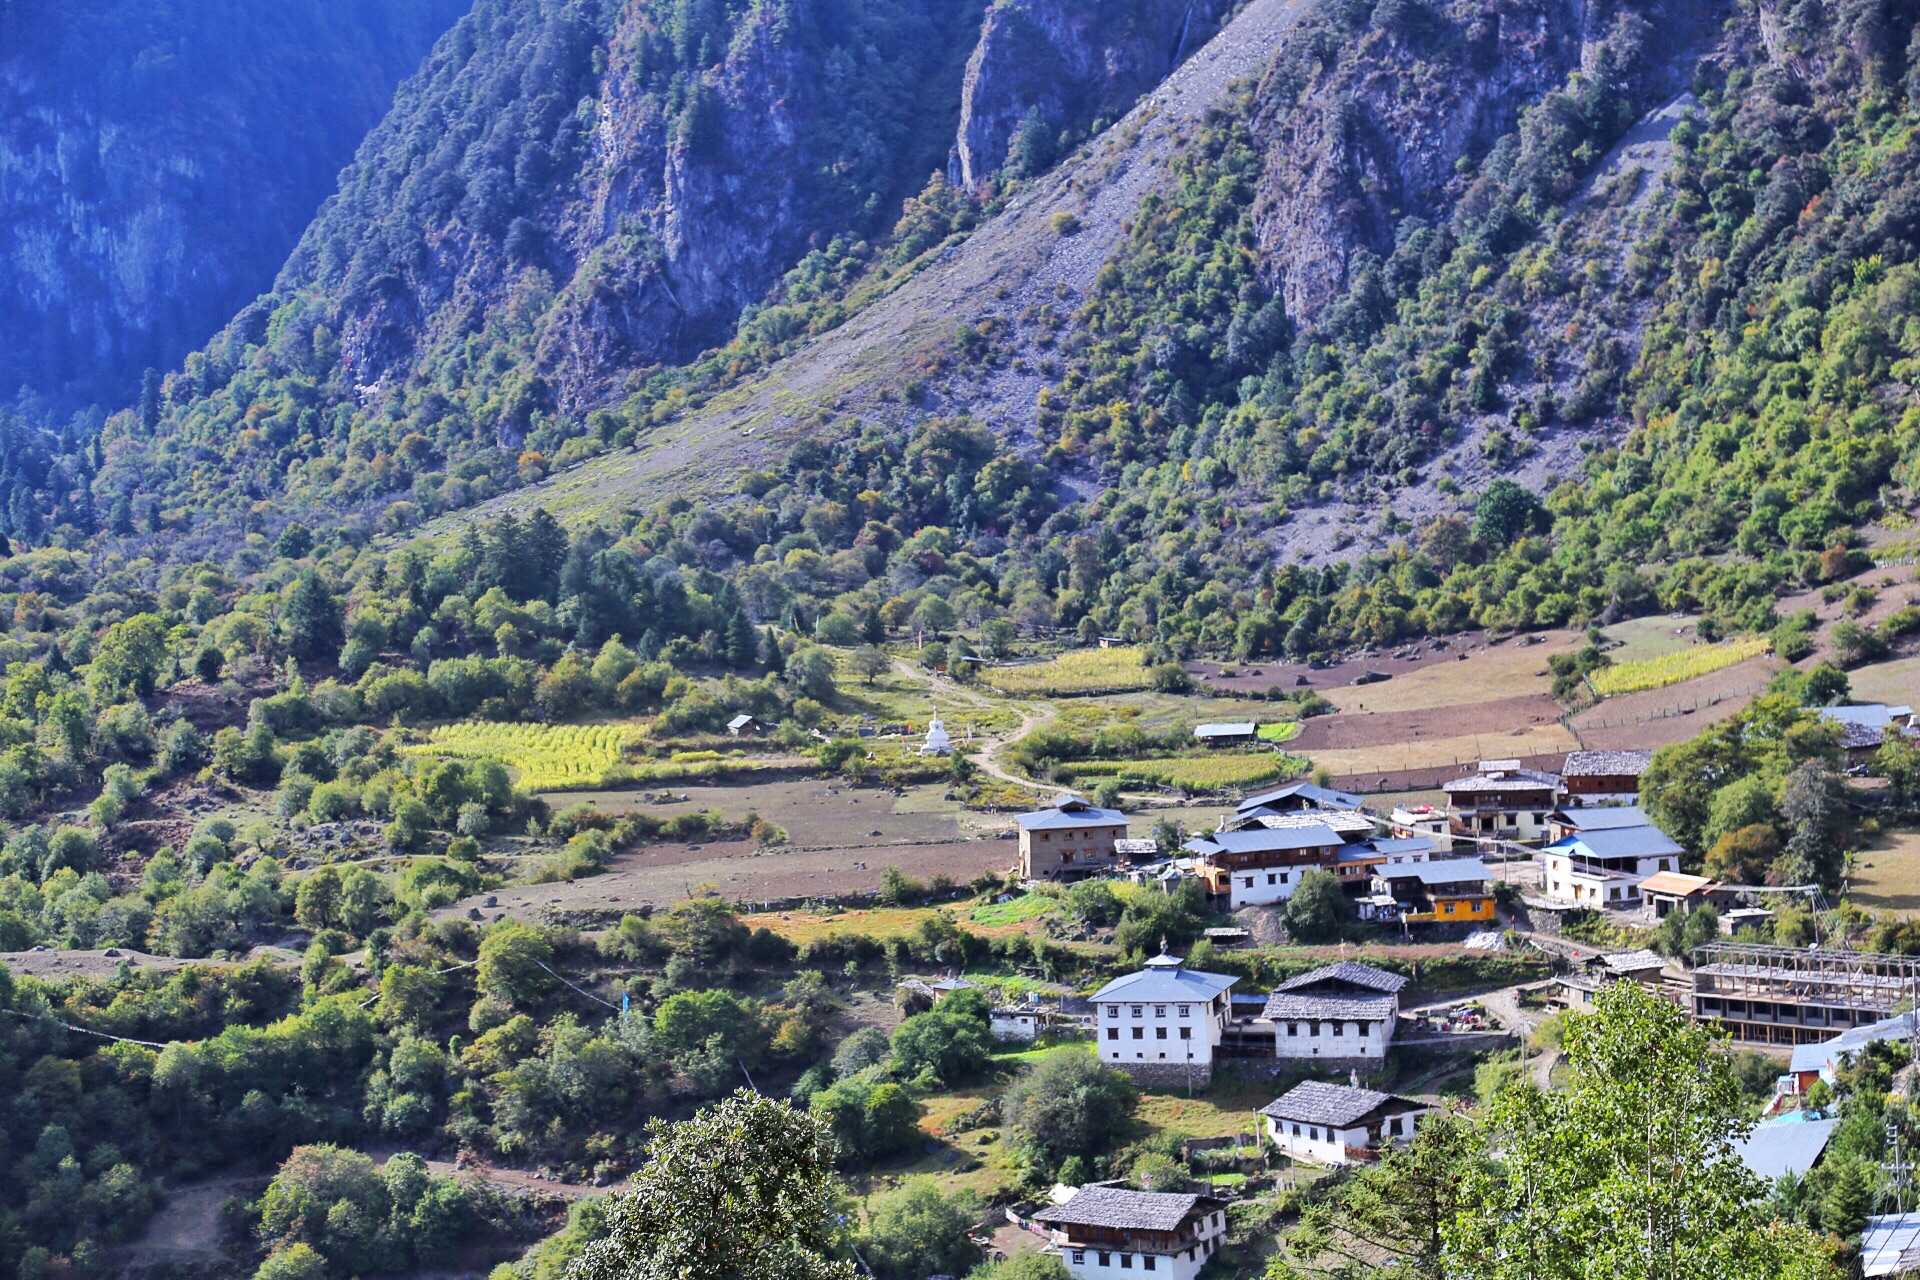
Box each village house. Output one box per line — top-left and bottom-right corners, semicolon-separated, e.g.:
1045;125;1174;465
990;1004;1048;1042
1552;948;1668;1010
1193;722;1257;746
1546;803;1655;843
1539;821;1684;906
725;713;761;736
1820;703;1919;767
1260;1079;1428;1165
1226;806;1379;844
1184;824;1344;907
1016;795;1129;882
1031;1186;1229;1280
1260;961;1408;1062
1364;857;1496;926
1558;749;1653;805
1388;803;1454;852
1638;870;1734;919
1333;836;1432;894
1091;951;1237;1087
1441;760;1562;843
1786;1010;1919;1094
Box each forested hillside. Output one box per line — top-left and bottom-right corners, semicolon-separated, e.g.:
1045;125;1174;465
0;0;470;409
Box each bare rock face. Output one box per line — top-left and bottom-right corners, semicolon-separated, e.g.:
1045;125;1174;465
0;0;465;408
1249;0;1724;327
950;0;1230;192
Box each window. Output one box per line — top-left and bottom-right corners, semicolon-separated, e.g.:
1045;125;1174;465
1280;871;1290;883
1132;1026;1144;1039
1267;873;1276;885
1107;1028;1118;1040
1144;1257;1156;1272
1243;876;1253;888
1099;1254;1111;1267
1661;859;1672;871
1120;1254;1133;1269
1179;1026;1190;1039
1310;1127;1320;1141
1332;1022;1343;1036
1154;1005;1166;1017
1178;1005;1190;1016
1041;833;1050;842
1287;1023;1298;1036
1291;1123;1300;1136
1156;1026;1167;1039
1357;1021;1370;1036
1072;1252;1085;1264
1532;812;1545;823
1131;1006;1142;1017
1107;1006;1118;1017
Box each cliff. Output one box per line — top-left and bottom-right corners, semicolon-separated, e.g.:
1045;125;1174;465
0;0;467;409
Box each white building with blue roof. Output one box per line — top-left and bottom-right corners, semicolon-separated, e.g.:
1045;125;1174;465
1183;824;1346;907
1091;950;1238;1087
1540;821;1684;907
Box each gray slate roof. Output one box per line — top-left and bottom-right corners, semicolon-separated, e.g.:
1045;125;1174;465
1443;768;1560;794
1732;1117;1839;1181
1560;749;1653;777
1031;1187;1219;1232
1274;961;1410;995
1372;857;1492;886
1236;781;1366;812
1262;992;1398;1021
1232;809;1378;837
1547;825;1683;861
1552;805;1652;830
1597;949;1667;974
1260;1079;1420;1127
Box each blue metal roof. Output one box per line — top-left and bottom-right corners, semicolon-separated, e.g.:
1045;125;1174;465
1089;962;1237;1004
1184;825;1343;855
1553;805;1651;830
1015;801;1126;831
1546;825;1683;861
1790;1011;1918;1075
1373;857;1492;886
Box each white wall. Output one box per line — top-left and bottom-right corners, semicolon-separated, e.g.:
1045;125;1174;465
1227;865;1309;907
1057;1218;1227;1280
1270;1014;1395;1060
1097;996;1227;1068
1266;1109;1426;1166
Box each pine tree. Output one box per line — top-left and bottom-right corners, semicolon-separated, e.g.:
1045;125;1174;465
726;609;755;668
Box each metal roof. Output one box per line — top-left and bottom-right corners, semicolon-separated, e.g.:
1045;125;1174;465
1546;825;1683;861
1015;798;1127;830
1371;837;1435;855
1031;1187;1221;1232
1551;805;1652;830
1861;1211;1920;1276
1636;871;1719;898
1090;962;1237;1005
1560;749;1653;777
1236;781;1366;812
1194;722;1256;737
1789;1011;1920;1075
1443;768;1560;794
1184;825;1343;855
1822;704;1916;729
1259;1079;1420;1127
1274;961;1409;995
1232;809;1377;837
1372;857;1492;886
1597;949;1667;974
1731;1117;1839;1181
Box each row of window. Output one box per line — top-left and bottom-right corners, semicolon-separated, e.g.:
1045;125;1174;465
1283;1021;1373;1037
1106;1004;1193;1018
1108;1026;1192;1040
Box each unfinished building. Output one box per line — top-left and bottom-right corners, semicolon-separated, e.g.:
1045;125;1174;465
1690;942;1920;1047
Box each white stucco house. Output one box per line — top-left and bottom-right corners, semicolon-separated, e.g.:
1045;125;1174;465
1091;951;1237;1087
1260;961;1408;1063
1260;1079;1428;1165
1031;1186;1229;1280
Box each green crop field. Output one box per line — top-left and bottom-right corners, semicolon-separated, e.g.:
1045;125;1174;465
1062;753;1306;792
405;721;639;791
980;647;1155;695
1587;637;1771;696
1256;721;1301;743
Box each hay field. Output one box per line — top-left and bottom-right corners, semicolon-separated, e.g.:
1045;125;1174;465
1849;829;1920;915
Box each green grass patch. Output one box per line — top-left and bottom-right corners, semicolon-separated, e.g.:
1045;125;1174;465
1256;722;1300;743
969;893;1059;927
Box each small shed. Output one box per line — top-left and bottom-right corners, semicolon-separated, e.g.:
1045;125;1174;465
726;714;760;736
1194;722;1258;746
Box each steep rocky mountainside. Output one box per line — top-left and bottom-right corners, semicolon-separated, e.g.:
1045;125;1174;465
0;0;469;410
950;0;1230;191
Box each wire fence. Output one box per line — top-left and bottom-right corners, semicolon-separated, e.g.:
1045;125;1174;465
1569;681;1769;732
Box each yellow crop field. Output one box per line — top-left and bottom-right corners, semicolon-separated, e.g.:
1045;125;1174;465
980;647;1154;695
405;721;638;791
1587;637;1771;696
1065;754;1306;792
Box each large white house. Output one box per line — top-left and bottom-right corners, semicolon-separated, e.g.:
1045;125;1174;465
1031;1187;1229;1280
1184;824;1344;907
1091;952;1237;1087
1539;821;1684;906
1260;1079;1428;1165
1260;961;1408;1062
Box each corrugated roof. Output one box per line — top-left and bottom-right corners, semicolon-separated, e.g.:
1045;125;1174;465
1860;1211;1920;1276
1090;963;1237;1004
1371;837;1435;855
1185;825;1343;856
1443;768;1560;794
1031;1187;1218;1232
1597;949;1666;974
1822;704;1915;730
1372;857;1492;886
1547;825;1683;860
1552;805;1652;830
1637;871;1719;897
1274;961;1409;995
1016;800;1127;830
1789;1011;1919;1075
1732;1117;1839;1181
1259;1079;1420;1127
1236;780;1366;812
1560;749;1653;777
1194;722;1257;737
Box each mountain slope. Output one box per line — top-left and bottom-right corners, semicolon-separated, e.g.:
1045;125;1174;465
0;0;469;409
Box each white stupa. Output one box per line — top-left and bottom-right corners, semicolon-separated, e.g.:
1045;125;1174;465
919;716;953;756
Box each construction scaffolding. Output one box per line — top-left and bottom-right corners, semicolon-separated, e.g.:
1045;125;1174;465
1689;942;1920;1047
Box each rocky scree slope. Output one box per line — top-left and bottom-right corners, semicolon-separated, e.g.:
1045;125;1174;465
0;0;468;410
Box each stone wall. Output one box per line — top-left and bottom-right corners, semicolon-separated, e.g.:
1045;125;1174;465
1116;1059;1213;1089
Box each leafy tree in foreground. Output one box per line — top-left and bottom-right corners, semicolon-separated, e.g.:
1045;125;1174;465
1445;981;1841;1280
570;1091;854;1280
1001;1048;1138;1178
1281;868;1349;943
